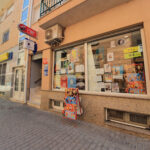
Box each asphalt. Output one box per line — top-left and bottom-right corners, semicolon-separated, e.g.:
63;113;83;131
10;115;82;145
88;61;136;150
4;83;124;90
0;98;150;150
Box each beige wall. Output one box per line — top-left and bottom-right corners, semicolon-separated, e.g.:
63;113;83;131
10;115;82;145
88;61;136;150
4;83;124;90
32;0;150;90
41;91;150;125
0;0;23;53
34;0;150;134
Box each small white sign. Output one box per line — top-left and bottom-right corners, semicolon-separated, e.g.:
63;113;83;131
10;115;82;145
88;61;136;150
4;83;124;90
107;52;114;62
23;39;35;51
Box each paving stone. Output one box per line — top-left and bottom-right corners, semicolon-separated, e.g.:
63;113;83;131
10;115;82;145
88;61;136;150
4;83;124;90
0;98;150;150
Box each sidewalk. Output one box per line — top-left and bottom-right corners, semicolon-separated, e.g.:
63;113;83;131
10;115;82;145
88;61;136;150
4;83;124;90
0;98;150;150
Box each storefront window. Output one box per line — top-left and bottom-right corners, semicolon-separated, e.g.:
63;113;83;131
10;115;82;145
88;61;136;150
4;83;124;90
87;31;147;94
53;45;85;90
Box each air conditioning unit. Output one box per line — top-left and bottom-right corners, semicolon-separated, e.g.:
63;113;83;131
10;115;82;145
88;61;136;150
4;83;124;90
45;24;64;46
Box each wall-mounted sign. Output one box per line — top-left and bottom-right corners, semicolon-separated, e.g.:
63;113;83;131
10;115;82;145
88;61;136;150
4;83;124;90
23;38;37;54
43;58;48;64
44;64;48;76
23;38;35;50
0;52;13;62
18;24;37;38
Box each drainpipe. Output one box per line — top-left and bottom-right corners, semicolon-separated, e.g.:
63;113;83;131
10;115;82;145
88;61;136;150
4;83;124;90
24;0;34;104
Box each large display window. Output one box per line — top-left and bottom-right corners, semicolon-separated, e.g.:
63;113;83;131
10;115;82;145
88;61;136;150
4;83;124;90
87;31;147;94
53;30;147;95
53;45;85;90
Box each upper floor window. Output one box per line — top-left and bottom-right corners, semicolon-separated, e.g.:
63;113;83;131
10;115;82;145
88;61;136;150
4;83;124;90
2;30;9;43
23;0;29;9
7;4;14;16
32;4;40;24
53;29;147;95
21;7;28;22
0;13;5;23
0;63;7;85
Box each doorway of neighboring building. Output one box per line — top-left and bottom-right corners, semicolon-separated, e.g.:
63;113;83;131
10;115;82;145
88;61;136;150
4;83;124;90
29;55;42;107
13;67;25;101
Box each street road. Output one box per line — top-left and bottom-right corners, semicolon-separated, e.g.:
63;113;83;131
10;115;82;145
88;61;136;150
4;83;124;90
0;98;150;150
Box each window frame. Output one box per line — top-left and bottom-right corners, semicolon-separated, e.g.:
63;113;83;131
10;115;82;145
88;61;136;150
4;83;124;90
23;0;30;10
2;30;9;44
105;108;150;129
21;7;29;22
0;63;7;86
6;4;14;17
52;28;150;99
32;3;40;24
18;0;30;46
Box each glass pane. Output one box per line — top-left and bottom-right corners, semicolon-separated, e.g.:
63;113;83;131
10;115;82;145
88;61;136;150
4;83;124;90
2;64;6;74
15;70;19;91
130;113;147;125
3;31;9;43
21;70;25;92
1;75;5;85
1;63;7;85
19;36;26;42
21;7;28;21
0;64;2;75
23;0;29;9
53;45;85;90
0;64;2;85
87;31;147;94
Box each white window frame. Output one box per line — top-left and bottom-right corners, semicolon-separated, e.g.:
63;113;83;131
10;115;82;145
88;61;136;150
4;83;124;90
52;28;150;99
2;30;9;43
6;4;14;16
0;63;7;86
52;100;64;111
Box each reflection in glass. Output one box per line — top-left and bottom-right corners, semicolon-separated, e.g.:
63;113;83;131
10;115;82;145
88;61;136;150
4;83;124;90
87;31;147;94
54;45;85;90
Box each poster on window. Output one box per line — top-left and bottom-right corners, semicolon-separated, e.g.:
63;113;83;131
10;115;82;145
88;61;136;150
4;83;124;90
104;64;111;73
107;52;114;62
68;75;76;88
105;83;111;92
112;83;119;93
61;75;68;88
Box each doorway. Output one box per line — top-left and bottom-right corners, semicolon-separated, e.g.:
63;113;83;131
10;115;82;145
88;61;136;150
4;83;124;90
29;57;42;106
13;67;25;101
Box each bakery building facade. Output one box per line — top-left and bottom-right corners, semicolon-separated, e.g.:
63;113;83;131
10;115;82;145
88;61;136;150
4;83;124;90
29;0;150;133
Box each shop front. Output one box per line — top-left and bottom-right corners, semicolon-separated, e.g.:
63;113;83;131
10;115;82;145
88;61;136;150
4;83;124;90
0;51;14;97
40;24;150;130
53;27;147;95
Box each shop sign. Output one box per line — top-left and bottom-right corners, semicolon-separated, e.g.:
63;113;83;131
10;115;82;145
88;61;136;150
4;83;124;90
124;46;143;59
23;38;37;54
23;38;35;50
43;58;48;64
0;52;13;62
44;64;48;76
18;24;37;38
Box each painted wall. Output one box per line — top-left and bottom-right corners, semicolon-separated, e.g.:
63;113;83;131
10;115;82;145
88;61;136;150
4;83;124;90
31;0;150;90
32;0;150;133
0;0;23;53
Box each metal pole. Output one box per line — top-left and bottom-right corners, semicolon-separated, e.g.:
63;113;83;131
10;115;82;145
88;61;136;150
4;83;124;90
24;48;29;103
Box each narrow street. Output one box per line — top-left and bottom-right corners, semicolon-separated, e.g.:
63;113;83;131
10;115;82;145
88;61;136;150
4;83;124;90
0;98;150;150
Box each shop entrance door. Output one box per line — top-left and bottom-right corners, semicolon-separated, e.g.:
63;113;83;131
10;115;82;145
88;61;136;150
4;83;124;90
13;68;25;101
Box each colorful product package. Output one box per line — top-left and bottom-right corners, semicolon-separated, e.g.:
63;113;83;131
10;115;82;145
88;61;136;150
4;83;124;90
68;75;76;88
61;75;68;88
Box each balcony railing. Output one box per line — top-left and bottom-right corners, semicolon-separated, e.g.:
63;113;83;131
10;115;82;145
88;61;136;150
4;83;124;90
40;0;67;17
